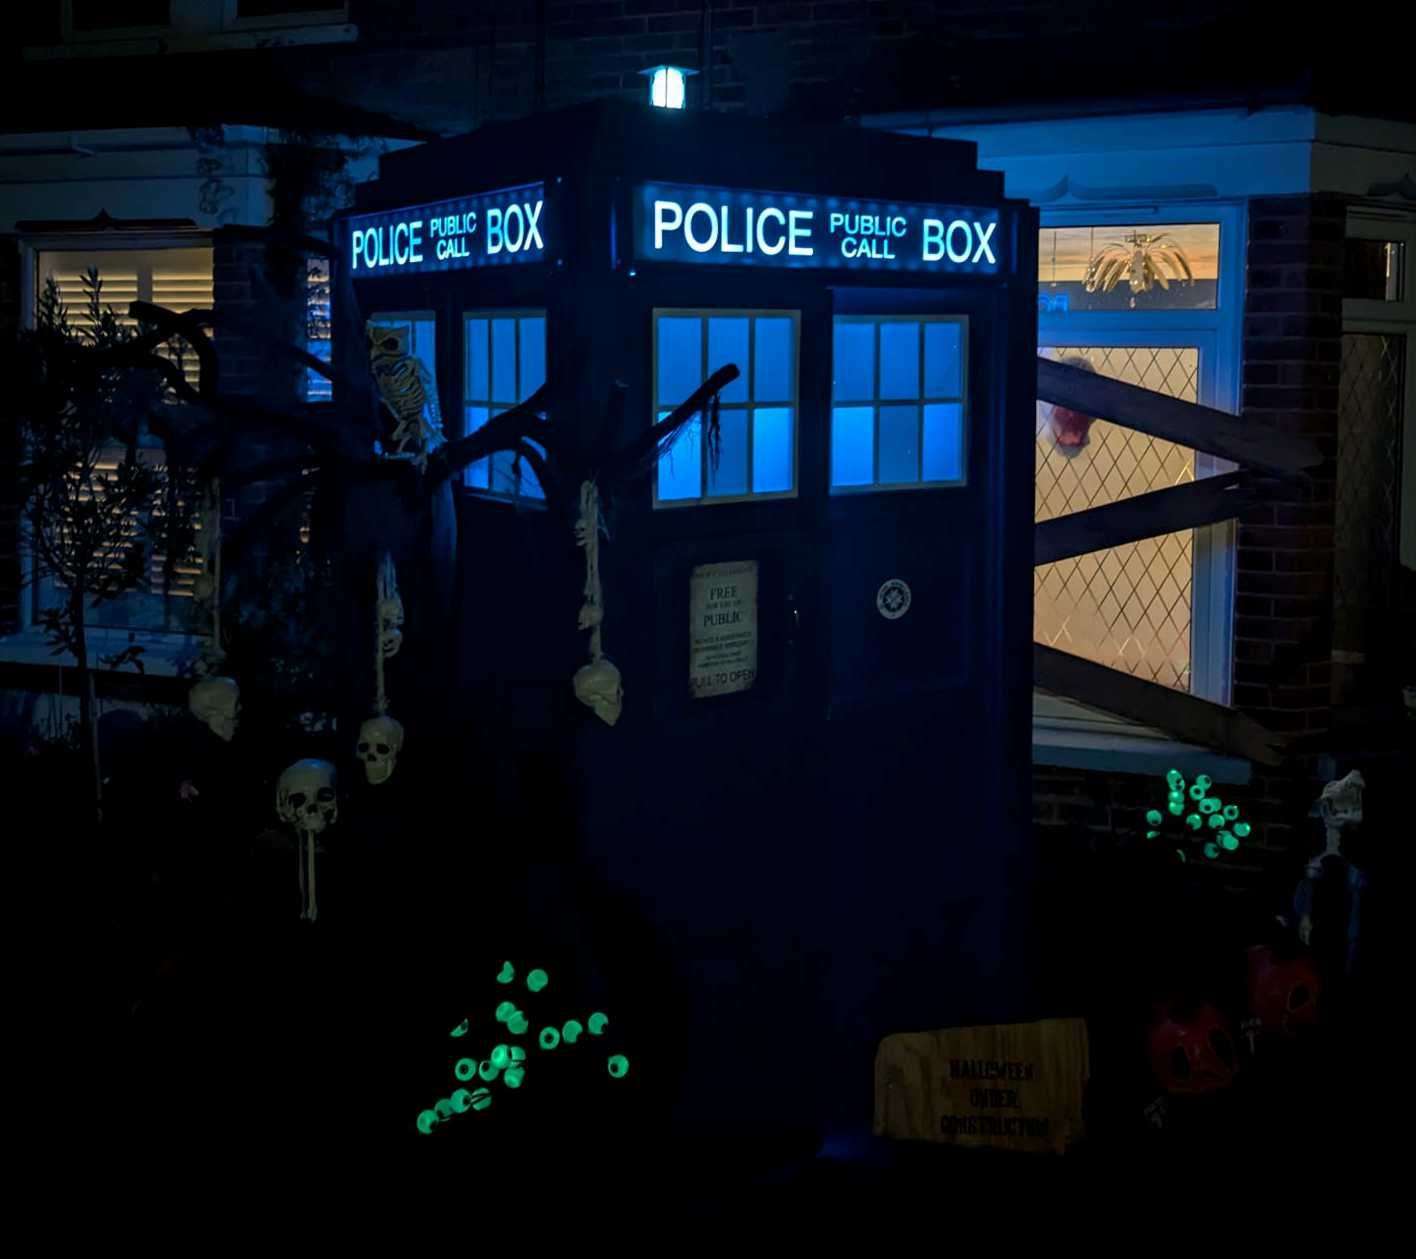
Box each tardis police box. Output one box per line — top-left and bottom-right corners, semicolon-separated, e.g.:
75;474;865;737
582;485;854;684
339;101;1038;1141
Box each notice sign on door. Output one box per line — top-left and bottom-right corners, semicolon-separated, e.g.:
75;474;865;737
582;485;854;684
689;561;758;699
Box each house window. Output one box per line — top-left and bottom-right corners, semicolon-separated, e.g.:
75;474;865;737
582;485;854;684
830;316;968;491
653;309;797;506
23;246;215;638
1035;209;1240;703
463;311;546;499
304;258;332;402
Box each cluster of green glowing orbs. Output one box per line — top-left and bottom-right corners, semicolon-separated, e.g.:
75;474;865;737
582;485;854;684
1147;769;1252;861
418;965;630;1134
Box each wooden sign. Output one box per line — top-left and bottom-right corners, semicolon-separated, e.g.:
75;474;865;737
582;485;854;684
874;1018;1089;1155
689;560;758;699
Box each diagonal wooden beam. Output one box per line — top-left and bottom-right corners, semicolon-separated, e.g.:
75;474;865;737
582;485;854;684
1037;357;1321;477
1034;471;1267;566
1033;644;1287;767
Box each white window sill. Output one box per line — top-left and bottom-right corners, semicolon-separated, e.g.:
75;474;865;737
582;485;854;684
0;627;206;678
1032;691;1251;784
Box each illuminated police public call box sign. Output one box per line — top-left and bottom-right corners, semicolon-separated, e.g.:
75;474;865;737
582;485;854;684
345;181;546;276
632;181;1002;273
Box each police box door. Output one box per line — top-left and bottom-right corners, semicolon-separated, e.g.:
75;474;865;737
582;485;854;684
824;286;1006;714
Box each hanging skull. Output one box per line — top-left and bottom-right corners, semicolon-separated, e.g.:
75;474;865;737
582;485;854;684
357;714;405;785
378;593;404;658
574;657;623;727
276;759;338;835
188;676;240;741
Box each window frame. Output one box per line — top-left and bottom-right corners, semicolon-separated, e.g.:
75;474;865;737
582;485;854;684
460;307;548;502
828;313;970;495
2;234;216;674
1036;202;1245;707
651;306;801;509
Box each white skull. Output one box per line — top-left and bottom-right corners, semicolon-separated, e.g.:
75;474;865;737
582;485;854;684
357;714;405;785
189;676;240;741
573;657;623;727
276;759;338;835
378;593;404;658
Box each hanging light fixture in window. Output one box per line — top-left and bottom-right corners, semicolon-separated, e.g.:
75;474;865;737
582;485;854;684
1084;231;1194;308
640;64;696;109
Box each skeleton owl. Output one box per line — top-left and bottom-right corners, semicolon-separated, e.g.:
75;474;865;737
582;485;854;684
368;323;445;469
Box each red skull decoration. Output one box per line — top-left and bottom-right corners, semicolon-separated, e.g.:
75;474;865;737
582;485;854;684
1247;945;1322;1037
1148;1001;1238;1096
1045;354;1098;457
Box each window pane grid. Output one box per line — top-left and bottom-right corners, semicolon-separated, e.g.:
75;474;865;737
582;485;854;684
831;315;966;492
653;309;798;507
463;310;546;499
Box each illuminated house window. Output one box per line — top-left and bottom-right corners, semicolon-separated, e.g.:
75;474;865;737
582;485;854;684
653;309;797;506
1037;223;1220;314
830;315;968;491
304;257;332;402
463;311;546;499
30;245;216;635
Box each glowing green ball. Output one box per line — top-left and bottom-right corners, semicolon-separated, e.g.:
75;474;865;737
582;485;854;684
434;1097;454;1120
1189;785;1205;801
470;1088;492;1112
495;1001;516;1024
496;962;515;985
1166;769;1184;789
1186;813;1202;831
1233;821;1251;838
508;1015;530;1035
1208;813;1225;829
503;1066;525;1089
1223;804;1240;821
1168;801;1184;816
1145;809;1164;827
510;1046;526;1063
450;1088;472;1114
490;1044;511;1070
1195;774;1212;791
478;1059;500;1082
1199;797;1219;814
588;1012;609;1036
1203;842;1219;859
607;1055;630;1079
450;1018;469;1039
562;1019;584;1044
417;1109;439;1134
454;1057;476;1081
1220;832;1239;851
539;1027;561;1051
526;969;549;993
1146;830;1160;840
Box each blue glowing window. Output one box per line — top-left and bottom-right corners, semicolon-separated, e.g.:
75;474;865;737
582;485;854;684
653;309;798;506
830;315;968;492
463;310;547;499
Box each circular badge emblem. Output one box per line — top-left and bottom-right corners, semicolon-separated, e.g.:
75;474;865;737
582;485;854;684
876;578;912;620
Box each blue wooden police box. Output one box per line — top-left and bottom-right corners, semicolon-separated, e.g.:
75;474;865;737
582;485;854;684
338;101;1039;1145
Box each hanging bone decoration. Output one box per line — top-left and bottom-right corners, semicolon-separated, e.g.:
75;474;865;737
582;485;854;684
188;675;241;742
376;551;404;661
368;322;444;471
357;713;405;786
572;480;622;726
276;758;338;922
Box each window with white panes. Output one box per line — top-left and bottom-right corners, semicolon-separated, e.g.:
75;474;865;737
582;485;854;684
463;312;547;499
653;310;797;505
830;316;968;491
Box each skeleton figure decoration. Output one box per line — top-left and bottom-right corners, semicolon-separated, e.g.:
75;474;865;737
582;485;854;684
368;322;444;470
572;480;622;727
1295;769;1366;948
276;758;338;921
188;676;240;742
357;714;405;786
